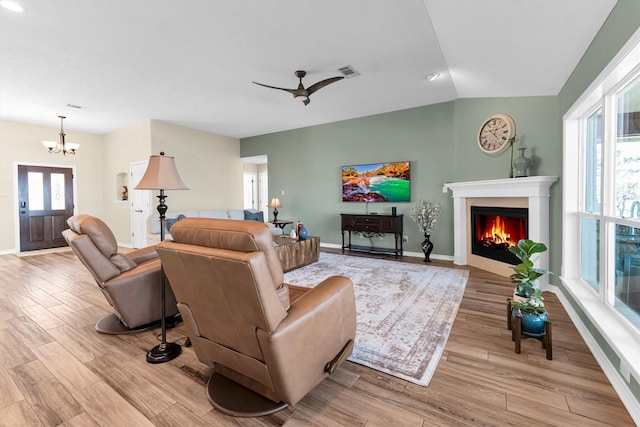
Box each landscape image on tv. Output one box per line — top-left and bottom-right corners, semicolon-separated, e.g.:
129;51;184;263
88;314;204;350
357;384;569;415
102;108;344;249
342;161;410;202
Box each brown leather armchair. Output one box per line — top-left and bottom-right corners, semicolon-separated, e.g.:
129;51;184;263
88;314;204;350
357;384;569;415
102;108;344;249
62;214;180;334
157;218;356;416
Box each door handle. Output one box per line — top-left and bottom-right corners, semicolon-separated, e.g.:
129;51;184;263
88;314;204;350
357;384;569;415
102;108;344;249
20;201;26;208
134;209;143;213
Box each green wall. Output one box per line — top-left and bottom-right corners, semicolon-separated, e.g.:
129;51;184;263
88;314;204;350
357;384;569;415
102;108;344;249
241;96;562;269
242;102;456;254
559;0;640;115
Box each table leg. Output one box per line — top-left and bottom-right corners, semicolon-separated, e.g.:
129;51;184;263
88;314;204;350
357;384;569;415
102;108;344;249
545;321;553;360
514;316;522;354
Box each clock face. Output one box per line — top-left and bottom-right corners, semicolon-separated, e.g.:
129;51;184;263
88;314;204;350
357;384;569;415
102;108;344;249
478;114;516;154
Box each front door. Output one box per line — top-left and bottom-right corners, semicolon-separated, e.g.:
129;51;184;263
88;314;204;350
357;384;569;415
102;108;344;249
18;165;74;251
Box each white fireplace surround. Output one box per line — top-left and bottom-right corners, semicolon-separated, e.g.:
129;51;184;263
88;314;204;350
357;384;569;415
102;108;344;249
443;176;558;286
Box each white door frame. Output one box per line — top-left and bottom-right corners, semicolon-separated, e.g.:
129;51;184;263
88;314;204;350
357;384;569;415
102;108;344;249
130;161;150;248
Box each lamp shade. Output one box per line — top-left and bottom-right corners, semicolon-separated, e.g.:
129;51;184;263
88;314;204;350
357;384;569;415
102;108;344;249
268;197;282;208
135;152;189;190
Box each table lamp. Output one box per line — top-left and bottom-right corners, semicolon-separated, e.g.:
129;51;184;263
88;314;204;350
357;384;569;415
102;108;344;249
269;197;282;222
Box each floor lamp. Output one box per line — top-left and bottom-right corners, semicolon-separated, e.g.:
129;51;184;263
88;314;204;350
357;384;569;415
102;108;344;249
135;152;189;363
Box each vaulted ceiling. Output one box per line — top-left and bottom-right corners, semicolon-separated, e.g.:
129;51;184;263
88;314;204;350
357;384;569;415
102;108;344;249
0;0;617;138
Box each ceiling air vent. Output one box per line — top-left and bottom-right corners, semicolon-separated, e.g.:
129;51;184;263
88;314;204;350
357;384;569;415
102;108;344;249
338;65;360;78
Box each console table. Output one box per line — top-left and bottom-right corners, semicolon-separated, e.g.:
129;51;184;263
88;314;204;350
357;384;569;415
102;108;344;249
341;213;403;258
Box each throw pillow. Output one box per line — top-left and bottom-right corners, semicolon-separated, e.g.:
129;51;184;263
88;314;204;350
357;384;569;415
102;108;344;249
166;214;186;232
244;210;264;222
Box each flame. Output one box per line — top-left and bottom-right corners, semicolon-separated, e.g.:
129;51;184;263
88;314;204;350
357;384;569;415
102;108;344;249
480;216;515;247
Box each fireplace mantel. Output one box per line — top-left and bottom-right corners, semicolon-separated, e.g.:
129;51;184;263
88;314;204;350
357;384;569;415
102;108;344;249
443;176;558;285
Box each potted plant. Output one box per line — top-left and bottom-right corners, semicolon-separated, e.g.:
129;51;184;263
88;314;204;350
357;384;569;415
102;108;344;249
509;239;554;334
410;200;443;262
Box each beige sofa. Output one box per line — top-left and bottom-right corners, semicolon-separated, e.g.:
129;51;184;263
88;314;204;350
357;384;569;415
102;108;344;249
147;209;282;242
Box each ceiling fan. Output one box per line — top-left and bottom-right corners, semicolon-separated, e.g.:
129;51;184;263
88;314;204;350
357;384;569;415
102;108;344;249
252;70;344;105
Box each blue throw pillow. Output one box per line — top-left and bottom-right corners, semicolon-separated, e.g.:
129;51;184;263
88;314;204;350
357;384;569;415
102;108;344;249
166;214;186;232
244;210;264;222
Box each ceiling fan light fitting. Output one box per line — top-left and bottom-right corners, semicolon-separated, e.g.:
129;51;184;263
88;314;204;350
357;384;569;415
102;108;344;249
295;95;309;102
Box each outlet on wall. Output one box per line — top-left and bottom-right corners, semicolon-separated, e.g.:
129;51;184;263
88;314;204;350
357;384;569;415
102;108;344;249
620;359;631;383
402;235;408;243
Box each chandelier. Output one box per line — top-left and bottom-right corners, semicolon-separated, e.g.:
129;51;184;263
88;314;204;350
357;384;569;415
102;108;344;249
42;115;79;155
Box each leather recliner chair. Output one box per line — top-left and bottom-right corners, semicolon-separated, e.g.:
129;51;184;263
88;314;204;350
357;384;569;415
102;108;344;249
156;217;357;416
62;214;180;334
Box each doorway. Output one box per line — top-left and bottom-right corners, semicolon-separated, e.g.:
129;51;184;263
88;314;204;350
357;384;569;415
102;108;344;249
130;161;150;248
242;155;269;219
17;164;74;251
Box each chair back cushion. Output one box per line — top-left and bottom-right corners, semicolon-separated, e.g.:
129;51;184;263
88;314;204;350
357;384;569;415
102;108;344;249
169;217;284;286
64;215;136;282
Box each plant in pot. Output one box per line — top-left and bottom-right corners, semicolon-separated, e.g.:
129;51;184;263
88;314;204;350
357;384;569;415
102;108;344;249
509;239;554;334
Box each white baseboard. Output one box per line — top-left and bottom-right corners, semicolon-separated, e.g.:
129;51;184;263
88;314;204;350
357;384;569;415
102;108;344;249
318;242;454;261
0;248;18;255
549;284;640;425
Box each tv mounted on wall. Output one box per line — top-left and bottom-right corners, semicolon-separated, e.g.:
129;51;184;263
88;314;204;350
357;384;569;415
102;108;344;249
342;161;411;202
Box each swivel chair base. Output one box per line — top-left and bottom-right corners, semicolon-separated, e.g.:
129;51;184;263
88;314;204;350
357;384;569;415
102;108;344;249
95;313;181;335
207;372;288;417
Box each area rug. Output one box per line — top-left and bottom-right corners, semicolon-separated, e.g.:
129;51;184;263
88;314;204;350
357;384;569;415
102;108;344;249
283;252;469;386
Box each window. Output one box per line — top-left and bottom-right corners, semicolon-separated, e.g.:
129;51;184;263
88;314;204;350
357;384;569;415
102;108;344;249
578;72;640;327
564;29;640;381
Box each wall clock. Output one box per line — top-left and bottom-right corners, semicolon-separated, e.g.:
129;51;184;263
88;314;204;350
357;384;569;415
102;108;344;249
477;114;516;154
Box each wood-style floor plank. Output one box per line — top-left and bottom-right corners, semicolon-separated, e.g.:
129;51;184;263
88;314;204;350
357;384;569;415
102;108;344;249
0;249;634;426
9;360;84;425
71;381;155;426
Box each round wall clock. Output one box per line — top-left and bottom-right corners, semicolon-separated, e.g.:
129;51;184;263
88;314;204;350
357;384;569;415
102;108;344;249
477;114;516;154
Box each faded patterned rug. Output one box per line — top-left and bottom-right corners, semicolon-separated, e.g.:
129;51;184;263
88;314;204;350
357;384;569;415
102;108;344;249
283;252;468;386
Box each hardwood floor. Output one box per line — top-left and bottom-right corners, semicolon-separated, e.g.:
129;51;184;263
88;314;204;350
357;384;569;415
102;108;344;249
0;248;634;426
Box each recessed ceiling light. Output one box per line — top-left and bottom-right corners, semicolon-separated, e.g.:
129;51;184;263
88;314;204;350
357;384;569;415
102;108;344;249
425;72;440;82
0;1;24;12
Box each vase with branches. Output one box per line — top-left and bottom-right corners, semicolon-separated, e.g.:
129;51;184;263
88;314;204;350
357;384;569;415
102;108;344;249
410;200;443;262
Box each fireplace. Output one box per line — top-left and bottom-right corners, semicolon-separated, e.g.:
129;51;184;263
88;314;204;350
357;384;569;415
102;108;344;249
443;176;558;282
471;206;528;265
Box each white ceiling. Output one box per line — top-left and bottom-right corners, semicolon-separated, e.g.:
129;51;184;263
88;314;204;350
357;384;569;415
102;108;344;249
0;0;617;139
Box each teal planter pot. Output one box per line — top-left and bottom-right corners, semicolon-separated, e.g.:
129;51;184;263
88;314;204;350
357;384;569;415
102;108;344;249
520;312;548;335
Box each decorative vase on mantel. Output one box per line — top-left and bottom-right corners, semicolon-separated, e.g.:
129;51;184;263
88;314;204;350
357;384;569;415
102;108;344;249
513;147;531;178
421;234;434;262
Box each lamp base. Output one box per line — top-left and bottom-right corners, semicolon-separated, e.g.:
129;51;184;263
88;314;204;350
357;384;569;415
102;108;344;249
146;341;182;364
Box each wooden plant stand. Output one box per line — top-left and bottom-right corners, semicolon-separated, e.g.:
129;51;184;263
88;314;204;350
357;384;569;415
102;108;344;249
507;298;553;360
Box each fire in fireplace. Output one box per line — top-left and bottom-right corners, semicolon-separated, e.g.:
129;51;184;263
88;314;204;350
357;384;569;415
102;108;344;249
471;206;528;265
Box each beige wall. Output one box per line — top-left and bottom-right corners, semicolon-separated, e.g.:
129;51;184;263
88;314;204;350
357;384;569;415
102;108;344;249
149;120;243;211
101;120;152;244
0;118;243;253
0;120;103;253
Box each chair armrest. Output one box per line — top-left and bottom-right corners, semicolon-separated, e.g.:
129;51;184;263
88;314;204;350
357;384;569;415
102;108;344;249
127;245;158;265
256;275;356;405
277;276;355;332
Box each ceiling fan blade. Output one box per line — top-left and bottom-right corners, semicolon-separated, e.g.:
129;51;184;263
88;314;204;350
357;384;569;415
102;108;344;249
252;81;296;95
306;76;344;95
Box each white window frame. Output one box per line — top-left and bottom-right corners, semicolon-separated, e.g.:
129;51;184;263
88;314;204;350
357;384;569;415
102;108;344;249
562;27;640;418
